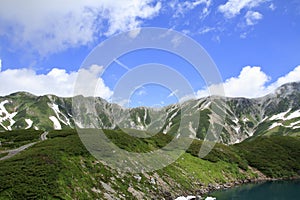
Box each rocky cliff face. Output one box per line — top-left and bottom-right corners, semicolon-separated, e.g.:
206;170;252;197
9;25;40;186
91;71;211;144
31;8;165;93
1;82;300;144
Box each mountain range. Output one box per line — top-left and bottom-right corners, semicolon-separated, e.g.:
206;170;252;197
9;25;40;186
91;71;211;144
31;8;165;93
1;82;300;144
1;82;300;199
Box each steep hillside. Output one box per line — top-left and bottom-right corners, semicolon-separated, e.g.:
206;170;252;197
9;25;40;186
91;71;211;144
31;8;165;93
1;129;299;199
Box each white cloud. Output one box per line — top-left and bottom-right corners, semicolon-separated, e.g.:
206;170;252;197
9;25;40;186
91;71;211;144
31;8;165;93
0;65;113;99
75;65;113;98
245;11;263;25
266;65;300;92
269;3;276;11
0;59;2;72
198;27;215;35
170;0;211;18
218;0;267;18
0;0;161;56
196;65;300;98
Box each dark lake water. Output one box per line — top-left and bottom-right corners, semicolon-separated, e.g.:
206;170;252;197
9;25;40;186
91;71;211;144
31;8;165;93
210;180;300;200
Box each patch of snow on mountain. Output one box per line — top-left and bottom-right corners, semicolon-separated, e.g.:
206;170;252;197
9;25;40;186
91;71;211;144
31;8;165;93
75;121;84;129
233;126;240;134
163;122;172;134
0;100;17;130
137;116;141;123
293;125;300;129
234;138;241;144
286;109;300;120
143;108;147;124
261;116;268;122
25;119;33;129
268;122;283;130
169;110;179;122
188;122;197;138
49;103;71;126
269;109;291;120
174;196;195;200
232;117;239;124
248;130;254;137
205;197;216;200
290;120;300;127
49;116;62;130
200;101;211;110
243;117;249;122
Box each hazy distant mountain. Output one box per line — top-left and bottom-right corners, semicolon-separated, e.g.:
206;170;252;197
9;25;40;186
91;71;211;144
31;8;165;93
1;82;300;144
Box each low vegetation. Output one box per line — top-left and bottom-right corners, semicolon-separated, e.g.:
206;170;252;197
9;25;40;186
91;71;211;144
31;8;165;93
0;129;42;150
234;135;300;178
0;129;299;199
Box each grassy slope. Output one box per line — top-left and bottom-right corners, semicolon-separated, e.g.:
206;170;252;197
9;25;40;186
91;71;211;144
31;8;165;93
0;130;299;199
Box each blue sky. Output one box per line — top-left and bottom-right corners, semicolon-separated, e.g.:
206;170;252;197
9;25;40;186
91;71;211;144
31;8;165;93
0;0;300;107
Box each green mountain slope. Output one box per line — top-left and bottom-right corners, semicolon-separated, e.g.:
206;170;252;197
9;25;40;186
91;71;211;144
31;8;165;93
1;129;299;199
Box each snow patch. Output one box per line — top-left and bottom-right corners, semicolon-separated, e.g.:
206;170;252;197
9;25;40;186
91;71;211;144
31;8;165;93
261;116;268;122
232;117;239;124
293;125;300;130
233;126;240;133
248;130;254;137
205;197;216;200
200;101;211;110
0;100;17;130
163;122;172;134
169;110;179;121
268;122;283;130
269;109;291;120
234;138;241;144
143;108;147;124
286;109;300;120
188;122;197;138
243;117;249;122
290;120;300;127
137;116;141;123
269;109;300;124
49;103;71;126
49;116;62;130
25;119;33;129
175;196;195;200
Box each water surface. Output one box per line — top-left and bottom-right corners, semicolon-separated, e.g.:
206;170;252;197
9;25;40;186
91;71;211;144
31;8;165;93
210;180;300;200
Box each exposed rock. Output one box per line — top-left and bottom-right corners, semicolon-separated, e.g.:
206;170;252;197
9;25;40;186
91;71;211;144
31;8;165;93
127;186;145;199
133;174;142;182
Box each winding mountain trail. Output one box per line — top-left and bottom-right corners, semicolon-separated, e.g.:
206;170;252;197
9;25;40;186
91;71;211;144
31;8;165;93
0;132;48;161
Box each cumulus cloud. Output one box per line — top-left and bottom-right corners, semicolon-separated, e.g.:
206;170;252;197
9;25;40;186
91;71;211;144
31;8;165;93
0;65;113;99
218;0;267;18
197;65;300;98
266;65;300;92
0;0;161;56
245;11;263;25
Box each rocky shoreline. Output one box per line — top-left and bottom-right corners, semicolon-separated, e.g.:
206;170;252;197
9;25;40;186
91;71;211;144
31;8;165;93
174;176;300;200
